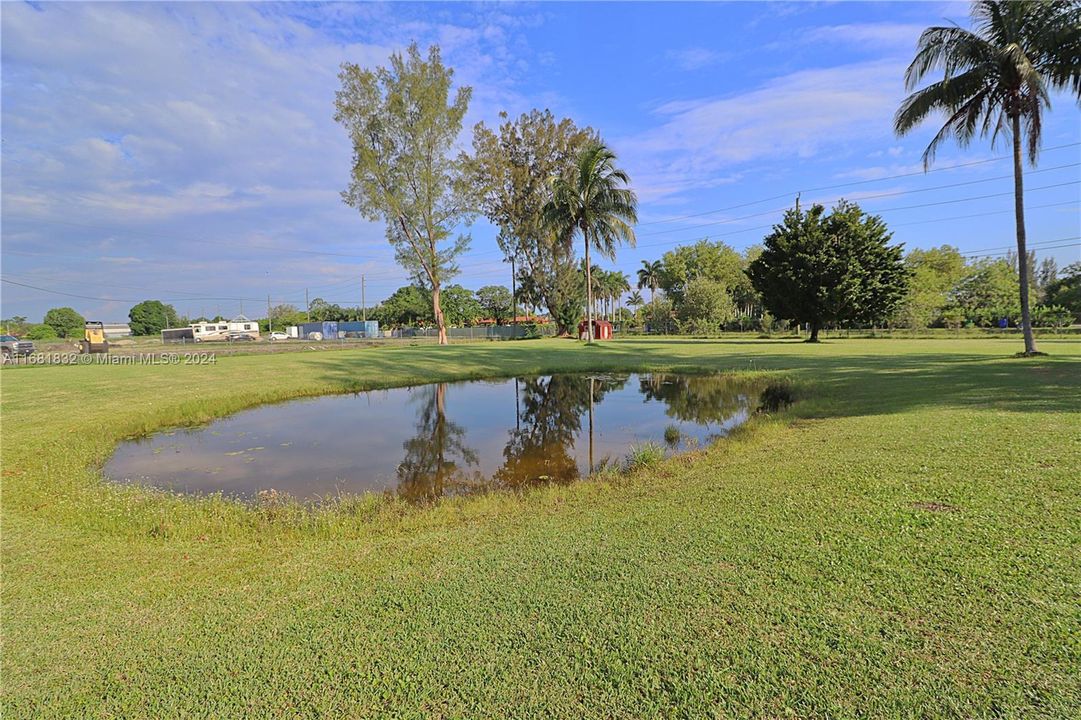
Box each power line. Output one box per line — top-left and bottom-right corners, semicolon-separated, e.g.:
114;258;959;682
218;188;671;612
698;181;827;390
959;236;1081;256
0;277;262;304
634;141;1081;226
634;168;1080;239
626;189;1079;254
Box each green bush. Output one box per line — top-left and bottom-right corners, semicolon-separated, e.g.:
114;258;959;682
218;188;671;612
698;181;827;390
25;324;59;340
1032;305;1072;329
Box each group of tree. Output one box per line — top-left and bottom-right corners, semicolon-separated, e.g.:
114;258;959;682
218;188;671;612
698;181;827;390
627;240;764;335
336;46;638;343
627;202;1076;338
269;283;519;330
899;249;1078;329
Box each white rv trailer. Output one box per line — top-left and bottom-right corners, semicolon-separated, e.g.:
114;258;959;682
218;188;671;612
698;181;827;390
191;315;260;342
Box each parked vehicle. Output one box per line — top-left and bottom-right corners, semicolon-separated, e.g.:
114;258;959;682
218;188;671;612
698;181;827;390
192;316;260;342
226;332;255;342
0;335;34;358
268;331;289;341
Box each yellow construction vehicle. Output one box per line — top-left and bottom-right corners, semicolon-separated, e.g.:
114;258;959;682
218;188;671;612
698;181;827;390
80;321;109;354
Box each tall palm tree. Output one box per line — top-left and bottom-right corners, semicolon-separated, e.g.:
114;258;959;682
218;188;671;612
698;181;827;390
637;259;663;312
545;144;638;342
894;0;1081;356
627;290;644;328
611;271;631;322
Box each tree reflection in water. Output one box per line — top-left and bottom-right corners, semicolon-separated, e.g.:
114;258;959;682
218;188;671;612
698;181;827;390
395;373;750;501
396;382;481;502
638;373;751;428
493;374;627;491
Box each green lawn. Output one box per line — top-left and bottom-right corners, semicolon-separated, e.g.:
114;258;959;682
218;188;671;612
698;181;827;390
2;338;1079;718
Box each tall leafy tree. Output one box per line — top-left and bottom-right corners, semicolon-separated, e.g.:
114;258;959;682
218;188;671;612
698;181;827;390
894;0;1081;355
42;307;85;339
544;144;638;342
439;285;482;327
898;245;968;328
464;110;597;336
747;201;909;342
377;285;432;328
128;300;179;336
949;258;1021;326
476;285;514;324
679;277;737;334
1036;256;1058;301
1044;261;1081;320
335;43;474;345
658;240;745;303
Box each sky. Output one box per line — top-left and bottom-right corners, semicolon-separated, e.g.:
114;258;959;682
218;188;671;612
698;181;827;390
2;0;1079;322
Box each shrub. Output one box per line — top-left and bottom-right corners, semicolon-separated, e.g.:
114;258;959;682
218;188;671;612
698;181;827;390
758;311;777;334
624;442;665;471
663;424;681;446
1032;304;1072;329
517;322;541;340
25;324;58;340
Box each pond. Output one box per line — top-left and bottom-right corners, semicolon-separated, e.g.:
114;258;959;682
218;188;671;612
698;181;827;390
105;373;760;503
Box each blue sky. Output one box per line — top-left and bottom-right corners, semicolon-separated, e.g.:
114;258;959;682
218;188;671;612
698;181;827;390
2;1;1079;322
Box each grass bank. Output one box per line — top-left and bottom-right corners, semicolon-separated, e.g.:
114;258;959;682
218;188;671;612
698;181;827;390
2;338;1079;718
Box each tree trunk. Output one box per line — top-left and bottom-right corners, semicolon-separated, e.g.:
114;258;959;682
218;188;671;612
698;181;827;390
588;376;595;472
650;286;656;333
432;283;448;346
808;322;820;343
584;234;594;343
1011;112;1038;355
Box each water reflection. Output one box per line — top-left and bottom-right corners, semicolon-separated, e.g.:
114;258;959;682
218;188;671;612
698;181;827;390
397;383;481;502
493;374;629;492
105;373;755;503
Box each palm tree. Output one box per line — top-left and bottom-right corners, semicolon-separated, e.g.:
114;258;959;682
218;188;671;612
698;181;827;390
637;259;663;312
545;144;638;342
627;290;644;328
610;271;631;322
894;0;1080;356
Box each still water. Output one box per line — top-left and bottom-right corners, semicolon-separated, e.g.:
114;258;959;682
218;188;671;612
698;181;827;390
105;373;758;503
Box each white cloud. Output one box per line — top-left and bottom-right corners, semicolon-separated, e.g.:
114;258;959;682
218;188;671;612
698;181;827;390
666;47;728;72
0;1;533;318
617;60;905;202
801;23;925;50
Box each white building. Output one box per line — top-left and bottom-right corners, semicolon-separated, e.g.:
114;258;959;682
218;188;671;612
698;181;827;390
102;323;132;338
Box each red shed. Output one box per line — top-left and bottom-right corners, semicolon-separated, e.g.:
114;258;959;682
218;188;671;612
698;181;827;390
577;319;613;340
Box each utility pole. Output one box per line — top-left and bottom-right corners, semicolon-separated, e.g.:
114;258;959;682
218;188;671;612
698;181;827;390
267;295;272;333
361;274;367;323
795;193;802;338
510;256;517;324
306;288;310;323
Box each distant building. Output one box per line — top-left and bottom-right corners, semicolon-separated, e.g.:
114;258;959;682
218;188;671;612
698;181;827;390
102;323;132;338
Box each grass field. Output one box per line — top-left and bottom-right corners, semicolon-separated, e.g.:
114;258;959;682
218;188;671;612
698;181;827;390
2;337;1079;718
